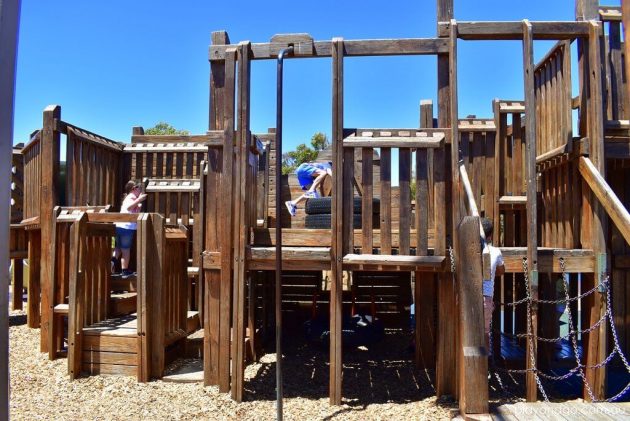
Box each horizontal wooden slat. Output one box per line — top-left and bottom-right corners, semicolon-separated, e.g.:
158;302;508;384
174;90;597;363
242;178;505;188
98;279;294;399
501;247;595;273
210;37;449;60
498;196;527;206
123;143;211;153
82;350;137;365
599;6;622;22
439;21;590;40
458;120;496;132
83;335;137;353
82;363;136;376
343;133;444;148
498;101;525;113
343;254;445;271
53;304;69;314
131;132;223;143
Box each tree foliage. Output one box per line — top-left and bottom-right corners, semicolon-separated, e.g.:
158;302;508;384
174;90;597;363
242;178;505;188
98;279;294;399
144;122;189;135
281;132;330;175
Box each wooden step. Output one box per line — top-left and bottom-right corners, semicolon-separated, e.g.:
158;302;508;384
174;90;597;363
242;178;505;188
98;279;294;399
186;311;200;334
110;274;136;292
109;292;137;316
498;195;527;208
343;254;445;271
53;303;69;315
184;329;203;358
162;359;203;383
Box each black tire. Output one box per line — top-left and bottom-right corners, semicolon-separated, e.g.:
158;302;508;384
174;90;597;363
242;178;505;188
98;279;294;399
305;197;380;215
304;213;379;229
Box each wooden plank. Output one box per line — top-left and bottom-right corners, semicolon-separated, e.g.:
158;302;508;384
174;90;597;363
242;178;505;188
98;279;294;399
343;134;444;148
380;148;392;254
399;148;411;255
27;230;41;328
440;21;591;40
40;105;61;353
82;350;137;365
230;41;251;403
67;214;86;380
218;48;236;394
210;37;449;60
82;362;136;376
435;1;453;398
330;37;344;406
523;19;539;402
361;148;373;252
456;216;488;415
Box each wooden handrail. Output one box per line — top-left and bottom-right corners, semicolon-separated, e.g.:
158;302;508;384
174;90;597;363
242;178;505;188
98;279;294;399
579;156;630;245
459;162;486;240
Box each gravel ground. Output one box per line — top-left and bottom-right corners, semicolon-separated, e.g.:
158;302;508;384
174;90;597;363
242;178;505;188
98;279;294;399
9;311;456;420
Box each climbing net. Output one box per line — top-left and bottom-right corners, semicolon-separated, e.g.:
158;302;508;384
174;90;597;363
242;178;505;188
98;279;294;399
490;258;630;402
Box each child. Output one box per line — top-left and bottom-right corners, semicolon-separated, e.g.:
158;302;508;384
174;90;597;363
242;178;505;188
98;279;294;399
112;180;147;277
285;161;332;216
481;217;505;353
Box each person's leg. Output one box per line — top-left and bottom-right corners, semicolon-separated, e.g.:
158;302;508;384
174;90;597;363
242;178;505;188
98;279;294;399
483;295;494;351
118;229;134;274
120;248;131;270
308;171;328;194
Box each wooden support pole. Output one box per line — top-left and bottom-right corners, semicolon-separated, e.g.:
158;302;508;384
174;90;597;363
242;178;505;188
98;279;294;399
205;30;230;387
584;21;607;401
623;1;630;107
522;19;540;403
11;258;23;311
457;216;488;416
435;0;455;399
231;41;251;403
0;2;20;416
218;47;237;394
330;37;344;406
415;101;435;369
27;230;41;328
40;104;61;353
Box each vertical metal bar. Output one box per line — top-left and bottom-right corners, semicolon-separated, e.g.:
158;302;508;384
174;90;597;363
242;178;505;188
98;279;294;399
275;46;293;421
0;1;20;419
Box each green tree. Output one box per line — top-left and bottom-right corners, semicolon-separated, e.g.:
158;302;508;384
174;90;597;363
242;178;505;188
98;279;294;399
145;122;189;135
281;132;330;175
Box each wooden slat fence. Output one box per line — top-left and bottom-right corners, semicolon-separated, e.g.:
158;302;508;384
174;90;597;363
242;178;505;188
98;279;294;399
22;131;41;220
66;126;123;208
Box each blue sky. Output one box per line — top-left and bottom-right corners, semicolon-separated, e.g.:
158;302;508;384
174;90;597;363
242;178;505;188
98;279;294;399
13;0;621;152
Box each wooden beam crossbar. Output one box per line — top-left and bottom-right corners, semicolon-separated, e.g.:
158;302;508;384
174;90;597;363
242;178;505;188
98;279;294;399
210;37;449;61
439;21;590;40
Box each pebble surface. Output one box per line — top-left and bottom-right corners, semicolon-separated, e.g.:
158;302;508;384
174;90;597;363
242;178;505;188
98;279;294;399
10;311;455;420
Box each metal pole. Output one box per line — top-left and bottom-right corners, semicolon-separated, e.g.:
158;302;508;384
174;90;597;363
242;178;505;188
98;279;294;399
0;1;21;419
275;46;293;421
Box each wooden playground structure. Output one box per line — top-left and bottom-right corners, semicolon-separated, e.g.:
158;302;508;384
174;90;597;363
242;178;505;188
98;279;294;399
7;0;630;417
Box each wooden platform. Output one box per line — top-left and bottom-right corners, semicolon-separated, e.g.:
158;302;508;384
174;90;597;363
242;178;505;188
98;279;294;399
492;401;630;420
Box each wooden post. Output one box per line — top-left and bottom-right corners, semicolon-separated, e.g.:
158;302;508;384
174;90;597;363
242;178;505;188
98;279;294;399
457;216;488;416
40;104;61;353
415;100;435;369
583;21;607;401
623;1;630;107
522;20;539;402
67;213;87;380
205;30;230;388
217;46;236;394
231;41;251;403
27;230;41;328
436;0;456;398
0;1;20;416
330;37;344;406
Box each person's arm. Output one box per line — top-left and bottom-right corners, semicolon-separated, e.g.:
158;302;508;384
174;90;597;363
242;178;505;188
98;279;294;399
124;194;147;211
495;252;505;277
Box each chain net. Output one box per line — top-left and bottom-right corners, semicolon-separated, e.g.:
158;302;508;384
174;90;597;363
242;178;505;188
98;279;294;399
489;257;630;402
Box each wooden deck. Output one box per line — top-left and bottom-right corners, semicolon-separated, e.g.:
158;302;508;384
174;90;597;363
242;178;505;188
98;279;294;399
492;401;630;420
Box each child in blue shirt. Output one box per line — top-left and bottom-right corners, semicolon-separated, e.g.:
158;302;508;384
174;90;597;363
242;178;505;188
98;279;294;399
285;162;332;216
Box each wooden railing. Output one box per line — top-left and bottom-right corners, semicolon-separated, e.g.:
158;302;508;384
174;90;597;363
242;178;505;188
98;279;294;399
599;5;628;122
22;131;41;220
65;125;123;208
11;147;24;223
533;40;572;157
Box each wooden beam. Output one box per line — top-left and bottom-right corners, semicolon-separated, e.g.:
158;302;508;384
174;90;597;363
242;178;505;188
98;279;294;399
40;105;61;354
624;2;630;110
439;21;590;40
456;216;488;415
0;3;19;414
435;0;454;399
343;134;444;148
210;37;449;61
579;156;630;246
522;19;540;403
330;36;344;406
